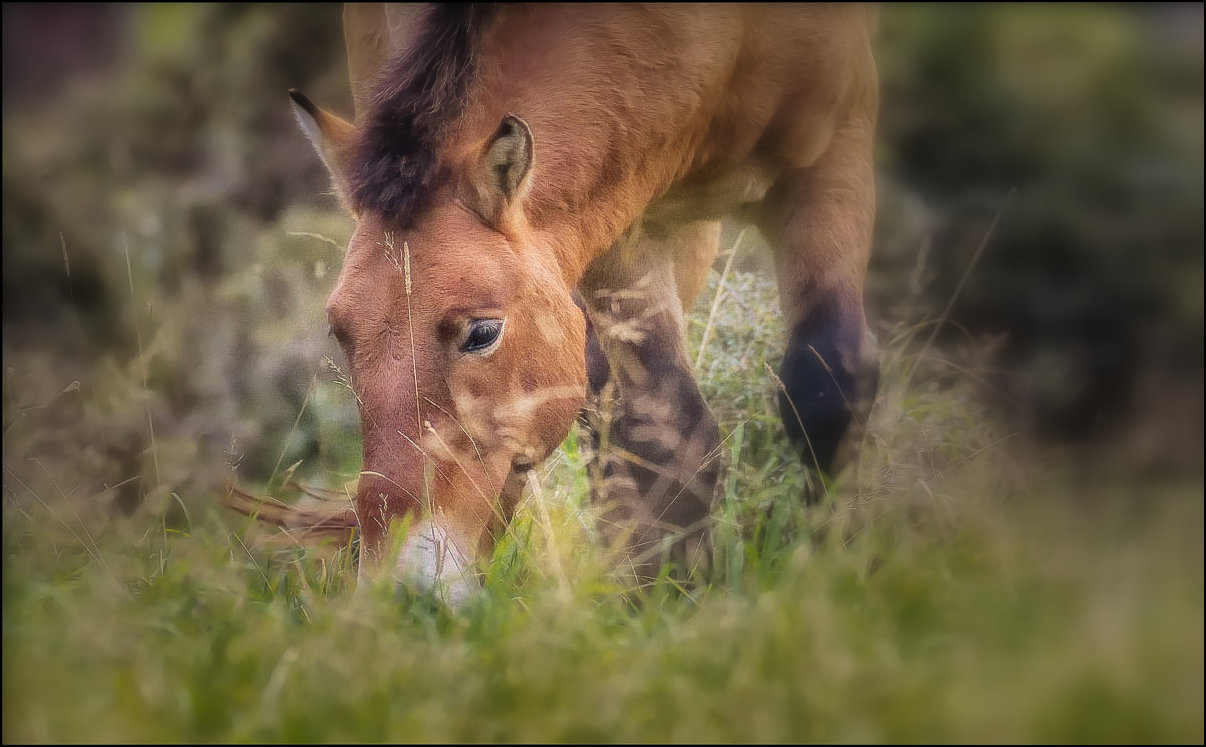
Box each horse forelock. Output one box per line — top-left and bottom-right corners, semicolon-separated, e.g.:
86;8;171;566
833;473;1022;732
349;3;503;225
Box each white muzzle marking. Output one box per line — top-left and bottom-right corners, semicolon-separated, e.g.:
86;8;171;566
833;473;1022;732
394;520;478;608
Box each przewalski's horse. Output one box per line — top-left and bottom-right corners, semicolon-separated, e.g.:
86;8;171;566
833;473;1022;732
282;3;879;604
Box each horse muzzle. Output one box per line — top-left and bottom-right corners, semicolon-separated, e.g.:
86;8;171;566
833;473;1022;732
392;518;479;607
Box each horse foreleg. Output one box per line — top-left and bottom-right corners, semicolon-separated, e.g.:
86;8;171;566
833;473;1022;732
760;113;879;496
579;221;724;586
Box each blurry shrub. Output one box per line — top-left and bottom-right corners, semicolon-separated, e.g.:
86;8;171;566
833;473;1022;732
2;5;360;512
873;5;1202;459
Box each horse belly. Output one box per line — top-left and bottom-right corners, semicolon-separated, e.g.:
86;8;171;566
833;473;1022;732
643;163;775;229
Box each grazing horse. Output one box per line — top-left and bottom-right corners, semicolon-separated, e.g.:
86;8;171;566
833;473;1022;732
279;3;879;604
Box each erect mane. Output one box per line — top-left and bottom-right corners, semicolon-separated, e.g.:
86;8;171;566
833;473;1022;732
348;3;502;224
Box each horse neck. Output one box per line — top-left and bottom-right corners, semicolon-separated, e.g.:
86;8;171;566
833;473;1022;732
470;5;722;284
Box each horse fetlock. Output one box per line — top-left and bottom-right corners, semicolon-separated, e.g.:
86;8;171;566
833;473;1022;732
777;318;878;480
603;509;714;588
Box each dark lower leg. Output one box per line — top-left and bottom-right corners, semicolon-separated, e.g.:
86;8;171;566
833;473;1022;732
776;292;878;481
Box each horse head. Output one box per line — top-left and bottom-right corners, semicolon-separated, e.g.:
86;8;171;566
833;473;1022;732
290;82;586;604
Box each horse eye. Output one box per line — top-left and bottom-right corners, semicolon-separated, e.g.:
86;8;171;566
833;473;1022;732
460;319;504;354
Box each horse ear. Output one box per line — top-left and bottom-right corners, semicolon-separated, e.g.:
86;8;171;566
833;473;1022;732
475;114;534;221
290;89;356;206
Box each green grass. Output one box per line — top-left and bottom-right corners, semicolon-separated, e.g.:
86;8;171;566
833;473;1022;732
3;269;1203;743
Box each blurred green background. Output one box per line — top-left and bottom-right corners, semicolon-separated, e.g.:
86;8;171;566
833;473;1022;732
2;2;1202;511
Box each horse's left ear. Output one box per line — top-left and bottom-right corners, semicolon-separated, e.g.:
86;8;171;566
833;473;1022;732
290;89;356;208
474;114;534;221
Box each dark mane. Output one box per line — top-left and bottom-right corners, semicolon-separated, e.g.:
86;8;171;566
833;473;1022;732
348;3;501;224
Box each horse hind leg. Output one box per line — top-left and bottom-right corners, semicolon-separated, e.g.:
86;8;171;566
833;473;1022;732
759;114;879;496
579;220;723;586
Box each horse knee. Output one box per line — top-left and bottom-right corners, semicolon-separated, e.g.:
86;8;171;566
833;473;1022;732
777;299;878;477
601;380;722;514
